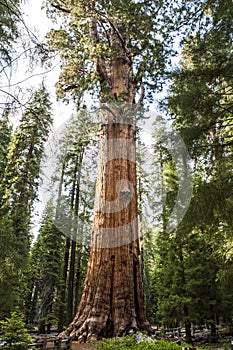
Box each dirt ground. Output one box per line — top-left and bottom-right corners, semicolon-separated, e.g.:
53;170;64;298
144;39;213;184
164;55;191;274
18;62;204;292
71;341;97;350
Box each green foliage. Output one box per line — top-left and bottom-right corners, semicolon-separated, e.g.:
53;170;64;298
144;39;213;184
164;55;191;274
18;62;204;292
0;112;12;210
155;0;233;336
45;0;174;103
1;86;52;220
27;201;63;328
27;110;96;329
0;86;52;318
54;111;95;327
0;0;21;61
96;335;225;350
167;0;233;160
0;111;12;176
96;336;193;350
0;308;32;349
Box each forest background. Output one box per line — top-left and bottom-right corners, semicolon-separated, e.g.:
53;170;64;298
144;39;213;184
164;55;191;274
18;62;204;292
0;0;232;346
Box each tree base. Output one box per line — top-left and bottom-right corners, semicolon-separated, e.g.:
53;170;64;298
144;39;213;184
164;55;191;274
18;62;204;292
59;245;152;343
60;120;152;343
60;316;152;342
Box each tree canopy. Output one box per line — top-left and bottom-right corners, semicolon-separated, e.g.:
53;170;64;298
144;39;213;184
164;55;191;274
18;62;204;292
0;0;22;61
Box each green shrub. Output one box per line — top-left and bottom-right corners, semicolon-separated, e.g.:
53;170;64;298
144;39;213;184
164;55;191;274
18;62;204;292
96;336;184;350
0;308;32;350
95;335;214;350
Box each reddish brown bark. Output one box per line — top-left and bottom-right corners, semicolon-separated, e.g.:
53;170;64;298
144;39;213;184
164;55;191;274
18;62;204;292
60;21;151;342
61;118;151;341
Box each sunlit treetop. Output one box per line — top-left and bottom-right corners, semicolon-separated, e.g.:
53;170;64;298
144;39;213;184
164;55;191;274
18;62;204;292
45;0;232;106
45;0;177;104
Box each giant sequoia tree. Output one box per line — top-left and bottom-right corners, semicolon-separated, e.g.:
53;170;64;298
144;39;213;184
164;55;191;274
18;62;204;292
45;0;175;341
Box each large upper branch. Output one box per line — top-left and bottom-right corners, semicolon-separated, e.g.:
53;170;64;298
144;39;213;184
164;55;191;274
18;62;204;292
92;8;131;61
51;2;71;13
89;18;110;86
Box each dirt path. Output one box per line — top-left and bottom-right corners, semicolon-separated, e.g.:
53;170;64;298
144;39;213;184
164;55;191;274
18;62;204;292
71;342;97;350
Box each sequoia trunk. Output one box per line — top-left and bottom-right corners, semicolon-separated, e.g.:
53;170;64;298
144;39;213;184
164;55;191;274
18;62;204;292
61;24;151;341
62;117;151;341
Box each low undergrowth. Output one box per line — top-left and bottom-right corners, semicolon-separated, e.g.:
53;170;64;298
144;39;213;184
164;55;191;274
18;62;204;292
95;336;193;350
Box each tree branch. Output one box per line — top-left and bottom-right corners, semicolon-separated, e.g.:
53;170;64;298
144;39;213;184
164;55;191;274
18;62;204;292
63;84;78;92
98;21;111;47
4;0;39;43
93;8;130;60
0;63;59;88
51;2;71;14
134;83;145;110
215;102;233;116
0;89;30;108
0;48;32;74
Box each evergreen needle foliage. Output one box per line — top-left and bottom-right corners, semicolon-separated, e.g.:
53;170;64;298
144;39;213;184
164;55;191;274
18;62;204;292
0;308;32;350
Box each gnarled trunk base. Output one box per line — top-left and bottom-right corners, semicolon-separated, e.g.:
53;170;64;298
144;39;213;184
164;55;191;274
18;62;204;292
61;244;151;342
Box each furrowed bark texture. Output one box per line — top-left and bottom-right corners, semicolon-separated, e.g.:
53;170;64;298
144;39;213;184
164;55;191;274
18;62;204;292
61;120;151;341
61;21;151;341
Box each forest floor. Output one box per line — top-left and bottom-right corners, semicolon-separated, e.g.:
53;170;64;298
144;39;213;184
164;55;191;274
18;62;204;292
28;328;232;349
71;342;96;350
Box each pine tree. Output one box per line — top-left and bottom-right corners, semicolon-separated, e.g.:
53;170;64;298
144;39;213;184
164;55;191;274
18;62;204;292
0;113;15;318
0;111;12;195
52;111;95;330
0;0;21;61
160;0;233;339
0;86;52;317
0;308;32;349
28;201;63;333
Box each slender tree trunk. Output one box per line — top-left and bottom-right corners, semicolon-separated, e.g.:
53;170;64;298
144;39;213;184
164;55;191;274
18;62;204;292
184;305;192;344
67;241;76;323
38;277;55;333
58;237;70;332
56;157;69;332
74;243;82;312
210;305;217;342
178;243;192;344
74;210;86;313
67;155;79;323
25;281;38;325
67;152;83;322
210;322;217;343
